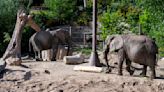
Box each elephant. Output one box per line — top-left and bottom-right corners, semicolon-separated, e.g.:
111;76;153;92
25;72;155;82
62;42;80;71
29;28;72;60
29;31;59;61
103;34;158;79
46;28;72;56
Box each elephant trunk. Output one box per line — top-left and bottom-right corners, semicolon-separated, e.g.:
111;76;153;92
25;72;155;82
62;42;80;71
103;44;109;62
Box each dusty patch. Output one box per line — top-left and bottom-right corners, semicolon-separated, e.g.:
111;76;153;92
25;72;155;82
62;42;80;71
0;55;164;92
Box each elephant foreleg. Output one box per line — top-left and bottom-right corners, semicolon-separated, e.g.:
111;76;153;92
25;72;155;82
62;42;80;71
67;46;69;56
140;65;147;77
52;49;57;61
125;60;135;76
118;49;125;75
35;51;42;61
52;45;58;61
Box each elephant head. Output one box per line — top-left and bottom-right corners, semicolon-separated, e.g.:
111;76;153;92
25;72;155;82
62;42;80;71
104;35;123;59
108;35;123;52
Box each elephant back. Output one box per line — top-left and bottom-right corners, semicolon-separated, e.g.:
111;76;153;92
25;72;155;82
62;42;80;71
35;31;53;50
48;28;71;46
145;37;158;54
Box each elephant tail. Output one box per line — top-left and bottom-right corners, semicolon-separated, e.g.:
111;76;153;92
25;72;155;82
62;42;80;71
29;39;32;53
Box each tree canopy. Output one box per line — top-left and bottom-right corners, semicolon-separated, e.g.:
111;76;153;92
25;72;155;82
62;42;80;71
0;0;163;57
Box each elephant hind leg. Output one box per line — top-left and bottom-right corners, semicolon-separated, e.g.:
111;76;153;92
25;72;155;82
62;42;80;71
35;51;42;61
149;65;156;79
140;65;147;77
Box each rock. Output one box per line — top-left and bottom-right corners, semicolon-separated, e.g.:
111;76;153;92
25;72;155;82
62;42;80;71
0;58;6;72
5;57;22;66
44;70;50;74
63;53;84;64
161;57;164;61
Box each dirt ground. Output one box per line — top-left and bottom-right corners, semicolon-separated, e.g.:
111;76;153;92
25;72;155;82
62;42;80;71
0;53;164;92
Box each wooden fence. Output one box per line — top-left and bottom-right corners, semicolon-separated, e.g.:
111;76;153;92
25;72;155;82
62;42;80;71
50;25;104;48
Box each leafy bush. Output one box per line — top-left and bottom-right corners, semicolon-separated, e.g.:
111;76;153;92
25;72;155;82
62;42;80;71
74;47;92;55
99;1;164;57
0;0;31;56
43;0;77;25
0;0;19;56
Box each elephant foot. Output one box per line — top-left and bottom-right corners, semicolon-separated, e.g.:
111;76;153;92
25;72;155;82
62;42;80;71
35;58;43;61
129;70;135;76
104;67;112;73
118;73;123;76
51;58;56;61
118;71;123;76
126;67;135;76
139;72;146;77
150;75;156;80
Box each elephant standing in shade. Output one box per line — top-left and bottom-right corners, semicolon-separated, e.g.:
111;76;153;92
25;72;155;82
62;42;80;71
29;28;72;60
29;31;58;60
47;28;72;55
103;34;158;79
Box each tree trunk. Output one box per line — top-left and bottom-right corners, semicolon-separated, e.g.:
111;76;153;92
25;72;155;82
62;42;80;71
2;10;28;65
27;15;41;32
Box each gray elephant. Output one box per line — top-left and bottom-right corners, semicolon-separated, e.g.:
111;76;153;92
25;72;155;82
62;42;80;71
29;28;72;60
103;34;158;79
46;28;72;55
29;31;58;60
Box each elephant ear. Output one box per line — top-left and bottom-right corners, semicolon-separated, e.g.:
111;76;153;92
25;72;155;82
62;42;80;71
109;36;123;52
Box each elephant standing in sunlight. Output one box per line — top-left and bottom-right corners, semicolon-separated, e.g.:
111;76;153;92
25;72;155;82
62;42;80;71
103;34;158;79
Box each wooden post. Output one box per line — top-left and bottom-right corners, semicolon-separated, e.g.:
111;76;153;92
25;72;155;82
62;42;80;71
56;45;68;60
89;0;101;66
1;10;29;65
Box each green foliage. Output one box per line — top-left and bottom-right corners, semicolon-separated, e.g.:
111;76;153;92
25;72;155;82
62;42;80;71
43;0;77;24
75;11;92;26
74;47;92;55
3;32;11;43
0;0;19;56
0;0;163;57
99;0;164;57
0;0;31;56
30;11;47;28
99;3;140;39
99;11;122;40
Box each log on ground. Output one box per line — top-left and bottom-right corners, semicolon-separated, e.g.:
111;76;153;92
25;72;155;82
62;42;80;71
73;66;103;73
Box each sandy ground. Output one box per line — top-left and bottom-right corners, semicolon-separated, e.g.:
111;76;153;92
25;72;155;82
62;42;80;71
0;53;164;92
